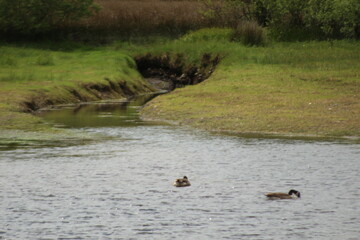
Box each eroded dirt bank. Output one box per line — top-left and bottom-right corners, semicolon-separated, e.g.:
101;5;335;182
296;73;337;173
0;76;155;147
20;78;154;113
135;53;220;91
19;53;220;113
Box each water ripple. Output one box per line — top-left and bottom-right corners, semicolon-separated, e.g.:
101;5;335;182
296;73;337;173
1;101;359;239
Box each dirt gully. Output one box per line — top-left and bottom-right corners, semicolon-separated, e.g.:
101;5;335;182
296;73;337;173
135;53;220;91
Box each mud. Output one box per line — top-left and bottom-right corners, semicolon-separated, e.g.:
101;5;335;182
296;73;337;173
135;53;220;91
19;53;220;113
20;79;153;113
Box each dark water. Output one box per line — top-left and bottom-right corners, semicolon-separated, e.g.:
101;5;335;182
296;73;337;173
1;96;359;239
36;94;160;128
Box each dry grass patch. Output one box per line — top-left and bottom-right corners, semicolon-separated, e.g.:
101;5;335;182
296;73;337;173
68;0;209;39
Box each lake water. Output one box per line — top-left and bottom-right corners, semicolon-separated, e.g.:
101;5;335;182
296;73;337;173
1;95;359;239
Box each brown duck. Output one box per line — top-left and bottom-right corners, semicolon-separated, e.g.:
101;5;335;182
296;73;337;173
173;176;191;187
265;189;301;199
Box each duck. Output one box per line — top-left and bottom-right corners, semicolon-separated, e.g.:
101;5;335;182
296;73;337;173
265;189;301;199
173;176;191;187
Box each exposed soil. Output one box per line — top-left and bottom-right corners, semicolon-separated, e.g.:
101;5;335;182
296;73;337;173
20;79;153;113
17;53;220;113
135;53;220;91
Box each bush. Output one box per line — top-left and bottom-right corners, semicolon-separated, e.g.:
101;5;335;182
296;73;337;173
254;0;310;40
201;0;360;41
306;0;360;39
254;0;360;40
0;0;99;35
231;21;267;46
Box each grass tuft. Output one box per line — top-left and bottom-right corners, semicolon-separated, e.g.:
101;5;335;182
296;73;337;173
231;21;267;46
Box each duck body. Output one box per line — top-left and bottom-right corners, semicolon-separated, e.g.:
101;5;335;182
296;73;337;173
265;189;301;199
173;176;191;187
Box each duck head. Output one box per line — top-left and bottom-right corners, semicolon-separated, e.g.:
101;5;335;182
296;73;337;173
288;189;301;198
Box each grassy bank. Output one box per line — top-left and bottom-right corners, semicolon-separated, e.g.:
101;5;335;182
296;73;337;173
139;30;360;138
0;43;155;144
1;29;359;143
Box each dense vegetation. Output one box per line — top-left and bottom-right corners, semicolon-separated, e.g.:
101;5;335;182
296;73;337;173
248;0;360;40
202;0;360;40
1;0;360;41
0;0;98;36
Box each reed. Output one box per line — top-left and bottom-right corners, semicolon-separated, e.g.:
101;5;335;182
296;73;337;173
231;21;267;46
64;0;210;40
1;0;250;42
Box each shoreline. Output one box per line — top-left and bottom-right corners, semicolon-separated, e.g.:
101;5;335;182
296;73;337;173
140;114;360;143
1;38;359;145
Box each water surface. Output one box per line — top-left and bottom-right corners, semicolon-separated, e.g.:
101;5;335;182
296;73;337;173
1;96;359;239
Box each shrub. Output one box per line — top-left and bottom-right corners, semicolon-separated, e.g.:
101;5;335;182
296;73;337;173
0;0;99;35
305;0;360;39
254;0;310;41
206;0;360;41
231;21;267;46
253;0;360;40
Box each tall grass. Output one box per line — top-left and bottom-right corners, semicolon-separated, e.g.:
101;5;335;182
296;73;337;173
64;0;211;41
1;0;260;42
62;0;270;43
231;21;267;46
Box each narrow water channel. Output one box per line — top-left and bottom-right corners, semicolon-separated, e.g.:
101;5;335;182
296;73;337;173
1;95;359;239
37;94;161;128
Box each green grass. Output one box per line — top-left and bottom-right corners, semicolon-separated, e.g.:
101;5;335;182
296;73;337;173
0;46;141;84
1;29;359;140
0;44;154;132
138;30;360;138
